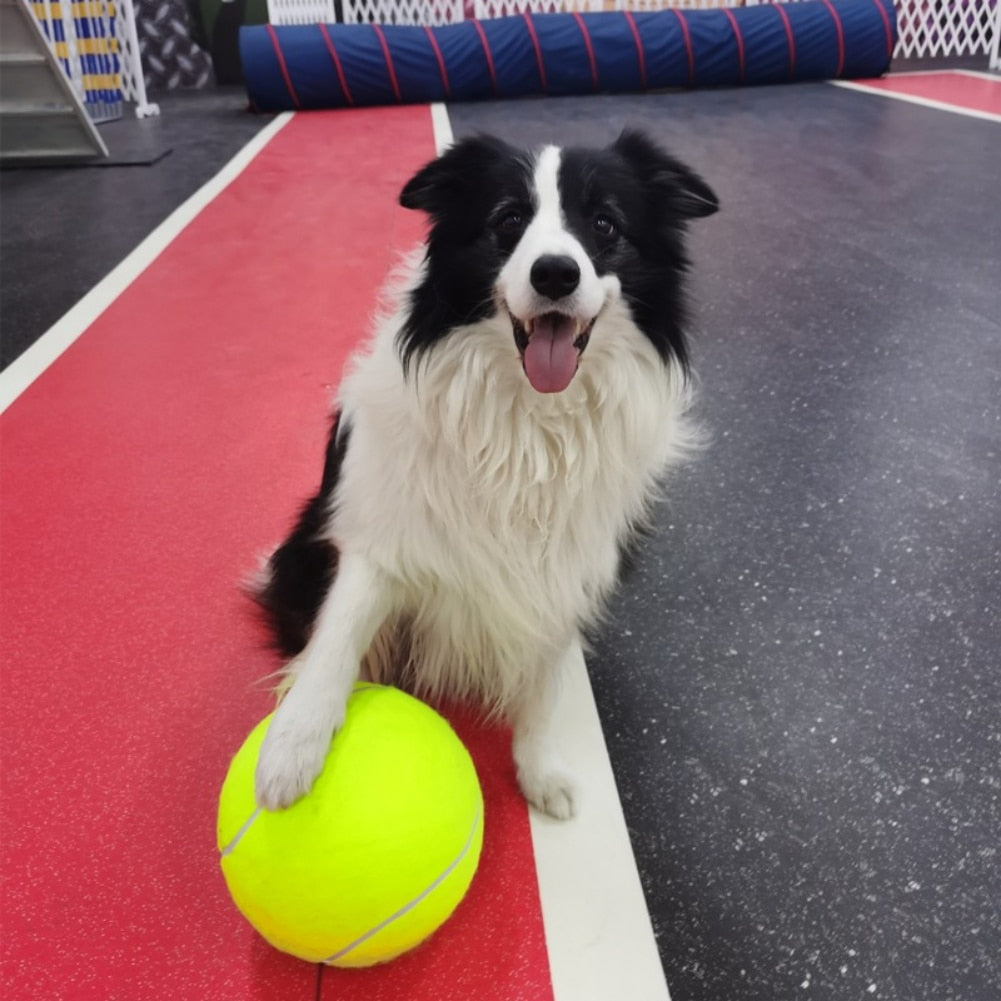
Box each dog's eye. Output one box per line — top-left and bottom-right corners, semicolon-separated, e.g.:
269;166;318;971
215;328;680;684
494;208;526;236
594;214;617;238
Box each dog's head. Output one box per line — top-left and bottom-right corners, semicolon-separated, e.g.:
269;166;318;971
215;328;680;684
399;131;717;394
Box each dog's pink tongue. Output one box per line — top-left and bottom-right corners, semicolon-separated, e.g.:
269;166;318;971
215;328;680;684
523;315;579;394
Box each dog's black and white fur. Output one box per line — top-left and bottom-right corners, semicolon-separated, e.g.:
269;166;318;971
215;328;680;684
254;131;717;819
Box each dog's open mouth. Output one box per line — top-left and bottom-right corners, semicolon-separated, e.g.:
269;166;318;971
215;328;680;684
512;312;594;394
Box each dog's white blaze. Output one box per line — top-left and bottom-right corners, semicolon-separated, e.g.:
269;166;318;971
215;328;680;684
532;144;565;230
498;145;611;324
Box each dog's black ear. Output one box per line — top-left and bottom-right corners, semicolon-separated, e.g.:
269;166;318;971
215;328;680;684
613;129;719;220
400;135;517;216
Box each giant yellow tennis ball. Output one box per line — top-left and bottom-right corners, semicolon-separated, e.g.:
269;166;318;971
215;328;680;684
217;683;483;967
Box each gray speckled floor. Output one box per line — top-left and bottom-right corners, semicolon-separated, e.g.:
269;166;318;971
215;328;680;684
3;79;998;1001
451;84;1000;1001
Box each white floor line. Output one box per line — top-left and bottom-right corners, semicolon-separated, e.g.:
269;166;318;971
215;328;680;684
430;102;454;149
953;68;1001;82
886;68;999;83
534;659;672;1001
829;79;1001;123
879;68;946;76
428;102;671;1001
0;112;295;415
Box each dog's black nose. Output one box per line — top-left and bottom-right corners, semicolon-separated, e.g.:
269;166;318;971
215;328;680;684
530;255;580;301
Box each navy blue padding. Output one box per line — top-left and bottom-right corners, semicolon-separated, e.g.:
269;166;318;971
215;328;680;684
628;11;690;90
240;0;896;113
787;3;845;78
331;27;399;107
440;23;498;100
535;15;595;96
483;17;539;98
384;24;446;103
590;13;649;91
688;10;742;85
243;30;295;108
743;6;799;84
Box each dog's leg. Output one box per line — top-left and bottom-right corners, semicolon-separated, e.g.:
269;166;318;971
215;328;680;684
512;636;583;821
255;552;393;810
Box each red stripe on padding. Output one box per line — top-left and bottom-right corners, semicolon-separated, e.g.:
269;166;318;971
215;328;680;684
820;0;846;76
572;12;599;91
867;0;894;61
722;8;746;84
522;13;548;92
424;25;451;99
372;24;402;103
319;23;355;106
0;107;554;1001
670;8;695;86
472;20;499;96
774;3;797;80
266;24;301;110
621;10;648;90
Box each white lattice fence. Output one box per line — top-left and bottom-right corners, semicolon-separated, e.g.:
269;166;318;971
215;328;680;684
992;1;1001;65
473;0;601;17
612;0;736;8
267;0;337;23
342;0;463;23
895;0;998;57
267;0;1001;62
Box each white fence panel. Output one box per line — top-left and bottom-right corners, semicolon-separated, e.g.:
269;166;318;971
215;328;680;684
473;0;602;17
613;0;736;9
342;0;464;22
267;0;338;23
895;0;998;58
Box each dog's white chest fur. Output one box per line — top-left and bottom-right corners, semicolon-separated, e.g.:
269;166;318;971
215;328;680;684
329;270;695;710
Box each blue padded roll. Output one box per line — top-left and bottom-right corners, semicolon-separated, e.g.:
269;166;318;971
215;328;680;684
240;0;896;112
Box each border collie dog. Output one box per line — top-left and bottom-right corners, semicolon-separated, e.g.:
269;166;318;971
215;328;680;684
254;131;717;819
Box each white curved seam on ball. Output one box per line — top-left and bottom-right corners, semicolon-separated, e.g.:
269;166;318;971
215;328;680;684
322;805;483;964
220;807;262;857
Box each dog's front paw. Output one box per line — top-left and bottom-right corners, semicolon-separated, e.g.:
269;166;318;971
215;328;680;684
254;704;342;811
517;762;579;821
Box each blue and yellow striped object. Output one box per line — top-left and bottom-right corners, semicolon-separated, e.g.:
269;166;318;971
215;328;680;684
31;1;123;120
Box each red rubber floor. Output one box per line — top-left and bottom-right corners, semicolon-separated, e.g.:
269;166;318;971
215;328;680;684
1;106;553;1001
